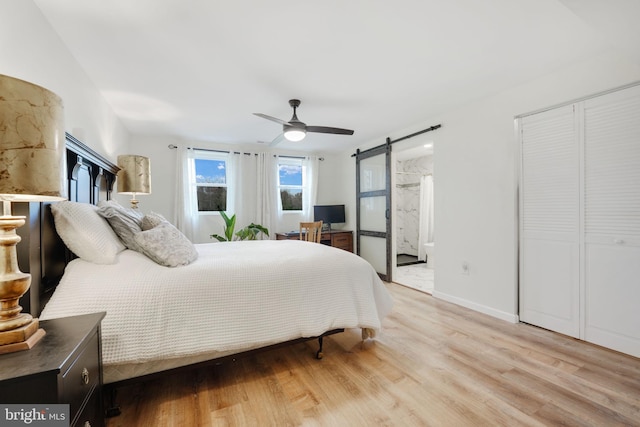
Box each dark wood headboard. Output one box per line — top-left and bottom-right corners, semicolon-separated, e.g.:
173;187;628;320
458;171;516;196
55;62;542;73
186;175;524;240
16;133;119;316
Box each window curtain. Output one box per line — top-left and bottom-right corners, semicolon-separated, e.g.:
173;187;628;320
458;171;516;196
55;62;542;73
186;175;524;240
227;152;242;223
273;154;285;224
256;153;278;239
174;146;199;241
302;155;320;221
229;152;277;240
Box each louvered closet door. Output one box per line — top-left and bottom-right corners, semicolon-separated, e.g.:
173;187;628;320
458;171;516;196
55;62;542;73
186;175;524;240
519;105;581;337
583;85;640;357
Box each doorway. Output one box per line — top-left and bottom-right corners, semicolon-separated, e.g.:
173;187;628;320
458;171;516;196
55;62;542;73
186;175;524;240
393;143;434;294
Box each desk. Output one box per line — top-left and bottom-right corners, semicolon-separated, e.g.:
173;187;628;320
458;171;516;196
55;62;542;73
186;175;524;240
276;230;353;252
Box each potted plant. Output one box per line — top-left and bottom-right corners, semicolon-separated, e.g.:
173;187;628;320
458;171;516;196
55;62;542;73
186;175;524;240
210;211;269;241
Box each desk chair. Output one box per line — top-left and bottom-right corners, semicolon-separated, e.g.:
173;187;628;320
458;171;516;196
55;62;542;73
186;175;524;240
300;221;323;243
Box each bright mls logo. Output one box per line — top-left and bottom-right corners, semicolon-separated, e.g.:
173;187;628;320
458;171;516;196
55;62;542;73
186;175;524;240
1;405;69;426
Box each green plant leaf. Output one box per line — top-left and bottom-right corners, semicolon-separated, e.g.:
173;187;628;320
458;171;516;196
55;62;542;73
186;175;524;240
248;223;269;237
210;234;228;242
212;213;268;242
220;211;236;241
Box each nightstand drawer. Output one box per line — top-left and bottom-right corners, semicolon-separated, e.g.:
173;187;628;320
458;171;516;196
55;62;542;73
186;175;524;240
62;330;100;421
73;387;101;427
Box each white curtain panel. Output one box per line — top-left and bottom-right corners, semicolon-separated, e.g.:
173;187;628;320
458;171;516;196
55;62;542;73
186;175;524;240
417;174;434;261
229;152;255;227
256;153;277;239
174;146;199;241
273;154;286;224
303;156;320;221
228;151;276;240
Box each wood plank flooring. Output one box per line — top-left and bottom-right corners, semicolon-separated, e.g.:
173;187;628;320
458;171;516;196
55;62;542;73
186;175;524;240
106;282;640;426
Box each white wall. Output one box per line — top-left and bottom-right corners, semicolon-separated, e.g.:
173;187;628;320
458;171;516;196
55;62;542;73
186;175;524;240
340;51;640;322
115;135;180;219
1;1;129;160
315;152;352;232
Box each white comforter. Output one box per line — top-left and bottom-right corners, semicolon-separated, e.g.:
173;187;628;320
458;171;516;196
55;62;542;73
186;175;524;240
40;240;393;366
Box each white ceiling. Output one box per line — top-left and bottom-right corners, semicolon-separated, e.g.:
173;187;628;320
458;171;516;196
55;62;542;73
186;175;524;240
32;0;637;154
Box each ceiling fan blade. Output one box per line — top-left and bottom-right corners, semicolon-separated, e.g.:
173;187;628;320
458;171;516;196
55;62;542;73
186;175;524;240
253;113;290;126
306;126;354;135
269;133;286;147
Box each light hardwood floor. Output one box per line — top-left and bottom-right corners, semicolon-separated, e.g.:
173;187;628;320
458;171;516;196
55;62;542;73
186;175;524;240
106;282;640;426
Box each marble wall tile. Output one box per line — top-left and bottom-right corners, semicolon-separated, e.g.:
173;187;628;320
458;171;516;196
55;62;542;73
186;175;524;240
396;155;433;256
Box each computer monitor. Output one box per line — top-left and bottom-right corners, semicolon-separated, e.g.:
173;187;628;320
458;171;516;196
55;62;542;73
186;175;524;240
313;204;346;231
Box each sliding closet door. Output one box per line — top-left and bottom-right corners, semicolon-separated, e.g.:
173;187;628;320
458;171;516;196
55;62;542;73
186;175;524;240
519;105;580;337
583;85;640;357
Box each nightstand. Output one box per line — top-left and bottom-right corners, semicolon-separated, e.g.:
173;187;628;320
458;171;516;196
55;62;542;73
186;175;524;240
0;312;106;427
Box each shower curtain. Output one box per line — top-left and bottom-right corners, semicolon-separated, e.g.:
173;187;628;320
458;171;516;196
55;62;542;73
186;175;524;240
417;175;434;262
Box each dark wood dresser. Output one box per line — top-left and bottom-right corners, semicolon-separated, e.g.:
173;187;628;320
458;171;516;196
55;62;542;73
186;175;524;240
276;230;353;252
0;312;106;427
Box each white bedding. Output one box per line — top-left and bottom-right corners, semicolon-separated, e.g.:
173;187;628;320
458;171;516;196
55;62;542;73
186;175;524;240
40;240;393;371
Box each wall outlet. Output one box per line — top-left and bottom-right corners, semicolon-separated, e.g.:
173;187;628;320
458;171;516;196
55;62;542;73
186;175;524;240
461;261;470;275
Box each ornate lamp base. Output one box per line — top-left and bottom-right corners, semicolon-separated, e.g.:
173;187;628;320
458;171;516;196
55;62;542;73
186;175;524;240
0;321;45;354
0;212;44;354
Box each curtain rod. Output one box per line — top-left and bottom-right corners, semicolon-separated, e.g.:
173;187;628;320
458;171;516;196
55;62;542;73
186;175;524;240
168;144;227;153
168;144;253;155
169;144;323;160
275;154;325;161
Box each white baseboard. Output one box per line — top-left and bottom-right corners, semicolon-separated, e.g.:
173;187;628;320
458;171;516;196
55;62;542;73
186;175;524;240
431;290;519;324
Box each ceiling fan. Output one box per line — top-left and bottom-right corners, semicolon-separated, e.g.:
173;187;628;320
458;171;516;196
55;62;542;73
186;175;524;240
254;99;354;146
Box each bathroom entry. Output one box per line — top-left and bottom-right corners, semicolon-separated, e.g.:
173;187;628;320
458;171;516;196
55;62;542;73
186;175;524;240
393;143;435;294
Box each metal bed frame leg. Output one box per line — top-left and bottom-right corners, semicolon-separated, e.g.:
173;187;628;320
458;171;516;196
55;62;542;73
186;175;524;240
316;336;324;359
105;387;121;418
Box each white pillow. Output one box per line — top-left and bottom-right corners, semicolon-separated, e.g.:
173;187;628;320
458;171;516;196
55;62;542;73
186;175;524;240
50;201;126;264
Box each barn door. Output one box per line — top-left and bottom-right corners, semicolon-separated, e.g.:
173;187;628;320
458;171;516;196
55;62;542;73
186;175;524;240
355;140;392;281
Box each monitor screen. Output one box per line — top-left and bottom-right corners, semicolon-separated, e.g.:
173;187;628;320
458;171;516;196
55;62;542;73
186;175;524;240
313;204;346;225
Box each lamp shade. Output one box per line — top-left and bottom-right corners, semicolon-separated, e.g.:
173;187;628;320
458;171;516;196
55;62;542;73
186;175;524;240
117;155;151;194
0;74;67;202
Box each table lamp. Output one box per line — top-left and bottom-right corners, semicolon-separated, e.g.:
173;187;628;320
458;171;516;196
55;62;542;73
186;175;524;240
117;155;151;209
0;74;67;353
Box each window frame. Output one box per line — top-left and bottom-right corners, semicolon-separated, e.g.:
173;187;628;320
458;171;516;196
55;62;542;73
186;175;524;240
191;151;231;215
277;157;305;213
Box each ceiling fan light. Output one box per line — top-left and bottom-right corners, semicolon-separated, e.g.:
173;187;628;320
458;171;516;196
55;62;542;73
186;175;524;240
284;128;306;142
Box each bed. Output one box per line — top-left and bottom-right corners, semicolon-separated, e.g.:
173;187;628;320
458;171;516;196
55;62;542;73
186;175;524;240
23;134;393;411
40;239;393;383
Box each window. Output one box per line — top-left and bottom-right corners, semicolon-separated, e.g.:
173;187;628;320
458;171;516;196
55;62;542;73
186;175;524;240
193;153;228;212
278;157;304;211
